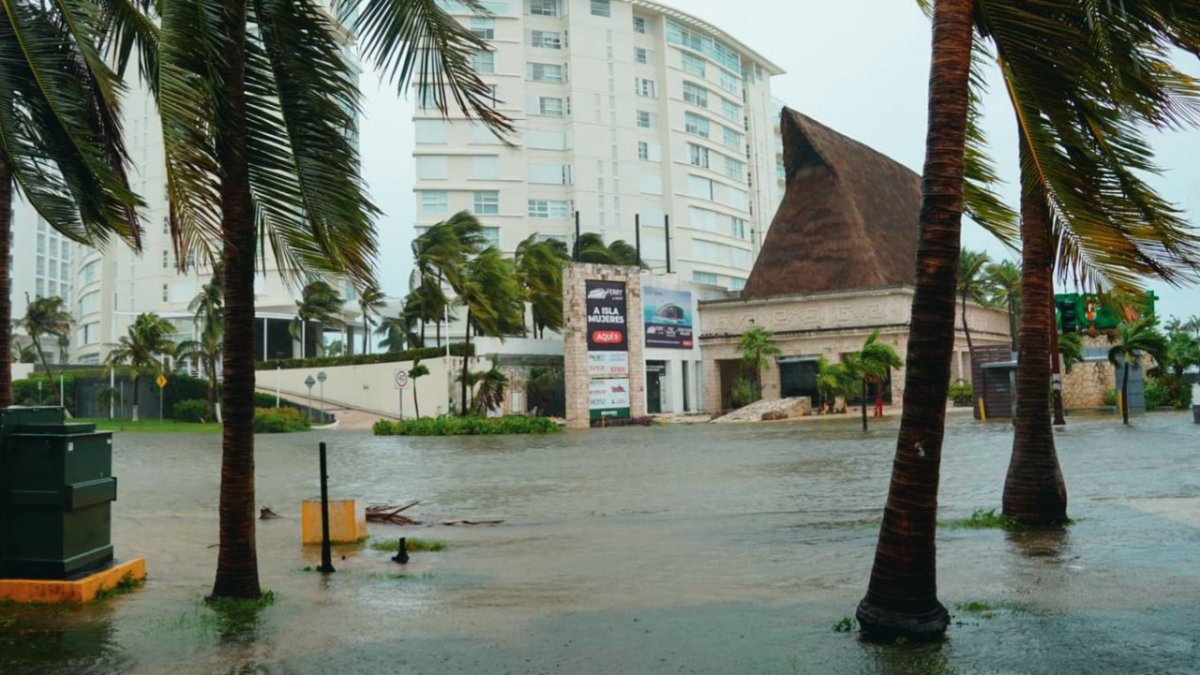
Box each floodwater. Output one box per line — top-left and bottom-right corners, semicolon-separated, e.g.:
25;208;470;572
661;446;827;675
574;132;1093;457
2;411;1198;674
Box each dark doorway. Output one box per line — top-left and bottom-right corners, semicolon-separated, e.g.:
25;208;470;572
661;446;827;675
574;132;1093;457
646;361;666;414
779;358;819;401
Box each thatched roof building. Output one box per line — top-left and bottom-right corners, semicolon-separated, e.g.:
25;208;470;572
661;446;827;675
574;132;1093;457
741;108;921;299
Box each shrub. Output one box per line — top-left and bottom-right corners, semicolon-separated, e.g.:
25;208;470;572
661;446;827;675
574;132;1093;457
373;415;558;436
948;379;974;407
172;399;212;423
730;377;756;409
257;343;474;371
254;407;311;433
1144;379;1171;410
1102;388;1119;407
254;392;280;408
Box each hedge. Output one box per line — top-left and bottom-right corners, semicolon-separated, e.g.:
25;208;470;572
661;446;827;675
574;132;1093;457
256;343;473;371
254;407;311;433
373;415;559;436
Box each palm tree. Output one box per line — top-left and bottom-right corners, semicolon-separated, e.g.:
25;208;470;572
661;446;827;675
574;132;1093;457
409;359;430;418
1058;331;1084;374
815;356;854;414
957;249;991;359
129;0;510;600
290;281;345;358
106;313;176;422
449;246;524;415
845;331;904;433
735;327;781;402
357;284;388;355
0;0;145;406
515;234;569;338
574;232;642;266
10;337;36;364
376;313;420;352
20;294;72;404
1165;330;1200;380
403;275;449;347
411;212;484;344
470;363;507;415
1108;316;1169;425
181;269;224;417
985;259;1021;351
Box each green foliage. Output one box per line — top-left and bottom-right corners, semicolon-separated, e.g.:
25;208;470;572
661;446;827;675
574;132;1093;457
1144;379;1170;410
1102;389;1119;407
368;538;446;553
254;392;280;408
254;407;311;433
574;232;643;267
12;374;76;409
373;415;558;436
832;616;854;632
172;399;212;422
948;380;974;407
515;234;569;337
92;573;145;602
941;509;1021;531
526;366;561;416
730;377;757;409
258;343;473;371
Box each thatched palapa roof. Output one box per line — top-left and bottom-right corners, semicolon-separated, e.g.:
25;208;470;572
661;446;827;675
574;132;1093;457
741;108;921;299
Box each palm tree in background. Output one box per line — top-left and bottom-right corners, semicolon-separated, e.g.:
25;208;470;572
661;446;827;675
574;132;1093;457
0;0;146;406
735;327;781;401
515;234;569;338
470;363;508;415
409;359;430;418
10;337;36;364
20;294;72;403
815;356;854;414
357;283;388;355
1164;330;1200;379
1109;317;1169;425
179;268;224;417
290;281;345;357
957;249;991;360
845;331;904;433
410;212;485;344
575;232;643;266
106;313;176;422
985;259;1021;351
449;247;524;415
1058;330;1084;374
376;313;420;352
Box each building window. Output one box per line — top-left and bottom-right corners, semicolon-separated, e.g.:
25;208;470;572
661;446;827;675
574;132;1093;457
634;47;648;65
81;259;99;284
636;110;655;128
421;191;449;215
688;175;714;199
162;284;169;301
78;290;99;315
473;191;500;215
470;17;495;39
417;85;436;109
481;226;501;248
730;216;748;239
681;52;705;78
471;155;499;180
637;141;649;160
529;0;557;16
724;156;744;181
683;82;708;107
719;71;740;96
530;30;561;49
470;50;495;74
162;250;169;268
635;78;656;98
528;199;570;218
723;126;742;151
415;119;448;144
538;96;565;117
633;15;646;33
721;98;741;122
688;143;710;169
529;163;571;185
666;19;741;72
590;0;610;17
416;155;448;180
693;271;719;285
684;112;710;138
529;62;565;82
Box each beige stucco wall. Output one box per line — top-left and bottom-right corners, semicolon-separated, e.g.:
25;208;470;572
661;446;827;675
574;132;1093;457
698;286;1012;414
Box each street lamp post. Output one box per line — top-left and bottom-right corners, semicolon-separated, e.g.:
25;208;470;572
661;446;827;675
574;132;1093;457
317;371;327;420
304;375;316;421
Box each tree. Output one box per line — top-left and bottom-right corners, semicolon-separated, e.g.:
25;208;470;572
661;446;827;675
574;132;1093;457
515;234;569;338
1057;331;1083;374
290;280;345;357
957;249;991;359
470;363;507;416
448;246;524;415
136;0;510;600
19;294;72;403
1108;316;1169;425
10;337;36;364
735;327;780;402
409;359;429;418
106;313;176;422
357;283;388;355
574;232;642;266
815;356;854;414
845;331;904;433
376;313;420;352
410;212;482;344
0;0;145;406
1165;330;1200;379
984;259;1021;351
178;269;224;417
96;386;119;420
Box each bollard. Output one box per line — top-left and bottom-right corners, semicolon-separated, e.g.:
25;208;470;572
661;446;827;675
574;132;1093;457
391;538;409;565
318;442;335;574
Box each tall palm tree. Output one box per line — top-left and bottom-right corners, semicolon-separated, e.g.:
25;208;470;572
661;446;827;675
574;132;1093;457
411;212;484;344
376;313;420;352
19;294;72;403
0;0;146;406
957;249;991;359
357;283;387;355
182;268;224;416
1058;330;1084;374
845;331;904;433
470;362;507;415
1108;316;1169;425
409;359;429;418
985;259;1021;351
514;234;569;338
449;246;524;415
290;280;345;357
122;0;510;600
1165;330;1200;379
106;313;176;422
815;356;854;414
574;232;642;266
10;337;36;364
735;327;780;401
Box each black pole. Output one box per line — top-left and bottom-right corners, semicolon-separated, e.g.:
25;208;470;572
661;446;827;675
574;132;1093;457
318;441;335;573
574;211;581;262
664;214;672;274
634;213;641;267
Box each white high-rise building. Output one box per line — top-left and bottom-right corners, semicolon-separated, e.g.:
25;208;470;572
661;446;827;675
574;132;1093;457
412;0;785;291
10;199;74;363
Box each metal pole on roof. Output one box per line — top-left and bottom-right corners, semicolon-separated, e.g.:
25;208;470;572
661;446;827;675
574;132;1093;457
635;214;642;269
664;214;672;274
574;211;581;262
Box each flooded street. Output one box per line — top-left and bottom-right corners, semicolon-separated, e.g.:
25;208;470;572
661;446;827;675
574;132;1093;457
2;412;1198;674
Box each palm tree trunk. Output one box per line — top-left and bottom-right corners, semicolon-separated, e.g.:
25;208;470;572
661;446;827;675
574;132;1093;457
132;374;141;422
362;316;369;354
0;157;12;408
414;380;421;419
1121;361;1130;425
31;338;57;405
861;378;868;432
460;311;471;416
961;289;975;357
1002;157;1067;525
211;0;261;601
856;0;971;641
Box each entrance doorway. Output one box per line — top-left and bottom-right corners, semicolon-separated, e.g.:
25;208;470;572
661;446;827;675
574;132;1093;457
646;361;666;414
779;357;819;402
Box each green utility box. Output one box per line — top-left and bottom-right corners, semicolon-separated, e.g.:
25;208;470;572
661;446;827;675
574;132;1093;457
0;407;117;579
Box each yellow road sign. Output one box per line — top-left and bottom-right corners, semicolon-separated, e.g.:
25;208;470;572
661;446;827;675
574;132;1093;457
156;373;168;389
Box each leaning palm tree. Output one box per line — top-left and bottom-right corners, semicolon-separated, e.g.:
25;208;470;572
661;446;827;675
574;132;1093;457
119;0;510;600
411;212;484;344
0;0;145;406
470;363;507;416
1108;316;1169;425
449;246;524;415
815;356;854;414
735;327;781;401
984;259;1021;351
845;331;904;433
357;283;388;355
957;249;991;358
290;280;345;357
105;313;176;422
514;234;569;338
19;294;72;404
409;359;430;418
575;232;643;267
176;330;222;418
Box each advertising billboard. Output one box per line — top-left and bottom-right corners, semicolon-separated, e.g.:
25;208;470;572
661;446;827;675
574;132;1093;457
643;287;694;349
585;280;628;352
588;378;631;421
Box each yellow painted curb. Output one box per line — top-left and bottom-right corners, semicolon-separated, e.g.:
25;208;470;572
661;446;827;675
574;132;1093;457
0;558;146;604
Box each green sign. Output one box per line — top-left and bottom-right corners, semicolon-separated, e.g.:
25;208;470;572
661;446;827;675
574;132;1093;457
1055;292;1156;332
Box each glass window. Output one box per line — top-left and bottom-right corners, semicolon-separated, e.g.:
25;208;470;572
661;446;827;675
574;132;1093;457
636;110;655;128
730;216;748;239
693;240;722;263
688;175;713;199
471;121;504;144
36;257;45;275
417;155;448;179
590;0;610;17
681;52;705;78
470;50;495;73
724;156;744;181
78;290;99;315
530;30;561;48
528;200;570;218
721;98;741;122
719;71;740;96
635;78;656;98
692;271;719;285
481;227;500;248
723;126;742;151
529;0;557;16
473;191;500;215
526;129;567;149
637;141;649;160
633;15;646;33
470;17;495;39
162;284;169;301
538;97;564;117
688;143;709;169
731;247;752;268
415;119;448;144
529;62;565;82
634;47;648;65
421;191;449;215
666;19;741;72
683;82;708;107
81;259;99;284
471;155;499;179
684;112;709;138
162;250;169;268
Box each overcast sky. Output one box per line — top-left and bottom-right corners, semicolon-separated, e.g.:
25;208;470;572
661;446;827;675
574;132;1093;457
357;0;1200;322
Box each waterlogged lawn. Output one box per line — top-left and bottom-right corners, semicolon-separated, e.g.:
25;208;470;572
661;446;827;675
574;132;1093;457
74;418;223;433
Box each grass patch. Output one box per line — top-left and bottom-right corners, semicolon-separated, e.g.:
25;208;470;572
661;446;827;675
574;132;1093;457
368;537;447;553
953;600;1027;620
75;417;222;433
832;616;854;632
92;573;144;601
204;589;276;610
940;509;1024;531
373;415;559;436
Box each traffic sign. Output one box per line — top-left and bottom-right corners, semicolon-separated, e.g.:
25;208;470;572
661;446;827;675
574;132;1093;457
155;373;168;389
394;370;409;389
